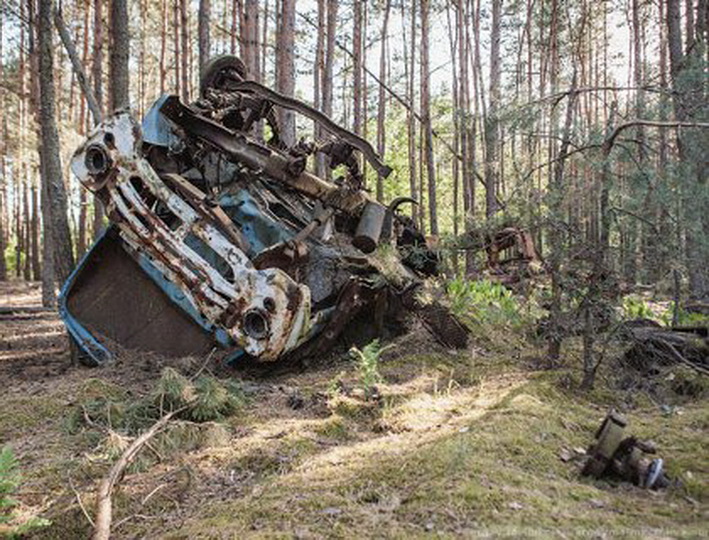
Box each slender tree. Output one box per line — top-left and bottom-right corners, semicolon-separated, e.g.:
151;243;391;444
376;0;391;202
484;0;501;219
180;0;190;100
109;0;130;110
92;0;106;238
276;0;296;145
198;0;211;73
38;0;75;286
420;0;438;235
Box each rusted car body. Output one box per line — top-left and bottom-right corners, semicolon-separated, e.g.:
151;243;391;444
60;56;466;365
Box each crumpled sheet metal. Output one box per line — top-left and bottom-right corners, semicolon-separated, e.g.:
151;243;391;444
61;56;457;365
70;113;312;360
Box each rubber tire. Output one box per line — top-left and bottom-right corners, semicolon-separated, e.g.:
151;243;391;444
199;55;247;97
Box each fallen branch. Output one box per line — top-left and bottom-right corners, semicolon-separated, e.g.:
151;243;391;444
92;407;185;540
664;341;709;376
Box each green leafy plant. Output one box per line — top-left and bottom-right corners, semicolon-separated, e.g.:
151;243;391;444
0;446;19;524
622;296;654;320
446;278;522;327
349;339;391;397
0;446;50;536
660;304;709;327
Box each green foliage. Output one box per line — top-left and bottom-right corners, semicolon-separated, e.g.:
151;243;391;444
349;339;391;397
0;446;19;524
446;278;523;328
70;368;246;436
622;296;654;320
152;367;246;422
0;446;50;536
660;305;709;327
189;376;245;422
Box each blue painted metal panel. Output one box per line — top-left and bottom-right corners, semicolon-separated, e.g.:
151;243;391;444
58;229;113;365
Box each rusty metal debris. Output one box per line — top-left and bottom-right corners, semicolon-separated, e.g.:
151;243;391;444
60;55;467;365
581;410;671;489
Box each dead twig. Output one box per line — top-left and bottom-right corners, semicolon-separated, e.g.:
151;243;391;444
664;341;709;376
190;347;218;381
68;477;95;528
92;407;186;540
140;483;168;506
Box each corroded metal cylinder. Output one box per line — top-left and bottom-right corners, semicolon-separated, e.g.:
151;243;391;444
353;202;387;254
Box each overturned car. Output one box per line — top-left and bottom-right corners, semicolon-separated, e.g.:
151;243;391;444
60;56;467;366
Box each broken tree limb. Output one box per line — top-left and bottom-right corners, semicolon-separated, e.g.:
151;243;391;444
623;325;709;376
92;407;185;540
53;7;103;125
602;120;709;154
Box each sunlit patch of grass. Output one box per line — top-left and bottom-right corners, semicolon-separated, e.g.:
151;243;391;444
174;369;707;538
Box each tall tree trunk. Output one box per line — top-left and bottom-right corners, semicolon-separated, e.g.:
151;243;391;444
22;181;31;281
160;0;168;94
180;0;190;100
667;0;709;299
198;0;211;74
546;74;578;366
314;0;326;176
0;5;6;282
375;0;391;202
405;0;418;227
353;0;363;141
241;0;260;80
92;0;105;239
420;0;438;235
320;0;337;179
109;0;130;110
276;0;296;145
484;0;501;220
38;0;75;285
31;183;40;281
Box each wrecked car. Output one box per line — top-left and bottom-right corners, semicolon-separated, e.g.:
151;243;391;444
60;56;468;366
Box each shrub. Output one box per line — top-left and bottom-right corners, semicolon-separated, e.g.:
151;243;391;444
349;339;391;397
446;278;523;327
622;296;654;320
0;446;50;536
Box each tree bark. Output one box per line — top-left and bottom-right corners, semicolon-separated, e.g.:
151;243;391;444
375;0;391;202
314;0;326;176
353;0;363;140
405;0;418;227
198;0;211;74
92;0;105;239
420;0;438;235
30;183;40;281
484;0;501;220
276;0;296;145
180;0;190;101
109;0;130;110
0;7;6;282
241;0;260;81
38;0;75;285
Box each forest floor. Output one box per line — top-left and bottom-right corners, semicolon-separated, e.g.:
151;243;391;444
1;281;707;539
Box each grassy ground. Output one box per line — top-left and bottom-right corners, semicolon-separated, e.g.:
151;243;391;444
1;282;707;539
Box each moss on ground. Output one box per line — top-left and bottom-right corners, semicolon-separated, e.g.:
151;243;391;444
3;317;706;539
166;366;707;539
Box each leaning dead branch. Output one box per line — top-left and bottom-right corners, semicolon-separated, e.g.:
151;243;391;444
92;407;185;540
